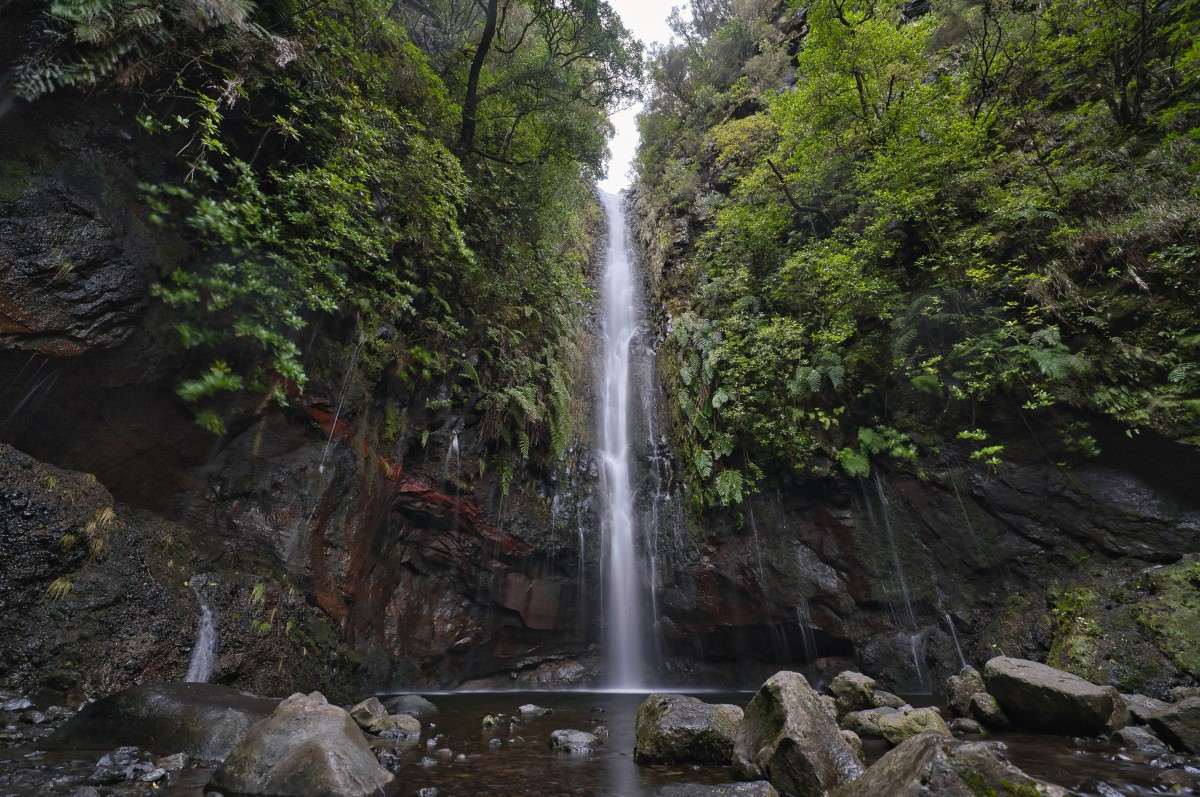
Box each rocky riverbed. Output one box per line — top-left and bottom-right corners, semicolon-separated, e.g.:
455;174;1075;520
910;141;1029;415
0;657;1196;796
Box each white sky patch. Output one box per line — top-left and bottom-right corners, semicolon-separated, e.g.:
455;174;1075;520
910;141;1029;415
599;1;677;192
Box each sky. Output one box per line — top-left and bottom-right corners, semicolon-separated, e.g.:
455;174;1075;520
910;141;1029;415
598;1;677;193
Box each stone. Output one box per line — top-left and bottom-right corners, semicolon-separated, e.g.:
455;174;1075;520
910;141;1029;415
374;713;422;740
871;690;907;709
383;694;439;719
481;714;500;728
634;693;743;765
91;746;157;784
156;753;188;771
948;718;983;736
818;695;838;722
968;693;1009;730
1148;697;1200;753
49;683;276;761
945;667;985;718
1169;687;1200;703
983;656;1126;735
656;784;780;797
517;704;552;718
1113;725;1170;756
210;691;393;797
841;707;899;739
875;707;951;746
732;671;864;795
830;733;1067;797
68;788;101;797
348;697;387;729
1121;693;1169;724
839;729;864;762
549;729;597;753
0;698;33;712
829;671;877;716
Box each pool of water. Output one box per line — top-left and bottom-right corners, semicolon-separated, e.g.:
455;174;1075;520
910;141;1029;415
2;689;1196;796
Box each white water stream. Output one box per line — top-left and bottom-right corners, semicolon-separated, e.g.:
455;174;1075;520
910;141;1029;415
598;192;647;688
184;582;217;683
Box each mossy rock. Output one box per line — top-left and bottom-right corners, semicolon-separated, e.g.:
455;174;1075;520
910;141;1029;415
1136;556;1200;678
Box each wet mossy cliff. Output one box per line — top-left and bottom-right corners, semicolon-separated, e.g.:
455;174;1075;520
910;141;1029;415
0;89;609;702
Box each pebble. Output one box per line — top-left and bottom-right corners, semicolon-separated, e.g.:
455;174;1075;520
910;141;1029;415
435;748;453;761
419;756;437;768
455;753;467;763
488;738;502;749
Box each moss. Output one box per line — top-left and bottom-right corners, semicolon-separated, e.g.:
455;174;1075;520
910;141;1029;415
1048;586;1105;682
1136;556;1200;678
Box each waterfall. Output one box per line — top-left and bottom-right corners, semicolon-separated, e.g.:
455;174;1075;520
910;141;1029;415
184;581;217;683
598;191;647;689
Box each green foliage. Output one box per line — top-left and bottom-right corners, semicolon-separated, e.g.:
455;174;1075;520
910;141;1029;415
636;0;1200;504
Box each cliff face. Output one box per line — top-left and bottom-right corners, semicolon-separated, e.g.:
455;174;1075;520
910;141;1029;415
0;92;607;700
628;184;1200;698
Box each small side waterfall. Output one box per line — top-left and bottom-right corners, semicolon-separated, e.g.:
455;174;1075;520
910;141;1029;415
598;191;647;689
184;580;217;683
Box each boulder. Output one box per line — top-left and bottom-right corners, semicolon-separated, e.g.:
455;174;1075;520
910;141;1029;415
733;671;864;796
841;707;899;739
948;718;983;736
656;784;780;797
383;694;439;719
518;703;552;718
1113;725;1170;756
968;693;1009;730
1170;687;1200;702
349;697;387;729
49;683;276;761
945;667;985;718
549;729;598;753
982;657;1126;735
1148;697;1200;753
829;671;877;716
875;707;951;746
1121;693;1169;724
871;690;907;709
830;733;1067;797
211;692;393;797
634;693;743;765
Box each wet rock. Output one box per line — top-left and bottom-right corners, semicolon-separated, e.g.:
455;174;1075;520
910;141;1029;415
732;671;864;795
481;714;501;728
983;656;1126;735
68;788;101;797
49;683;276;761
948;718;983;736
875;707;951;746
968;693;1009;730
829;671;877;716
44;706;74;722
656;784;780;797
1113;725;1170;756
419;755;437;767
455;753;467;762
1148;697;1200;753
488;738;502;749
830;733;1067;797
517;704;552;718
376;714;421;740
945;667;984;718
90;746;157;785
593;724;609;739
383;694;438;719
634;693;743;765
21;710;46;724
435;747;453;761
157;752;188;771
841;707;899;739
211;692;393;796
417;788;439;797
0;698;32;712
550;729;597;754
1121;693;1169;724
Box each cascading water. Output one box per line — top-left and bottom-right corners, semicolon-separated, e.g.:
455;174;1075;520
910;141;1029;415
598;191;647;689
184;579;217;683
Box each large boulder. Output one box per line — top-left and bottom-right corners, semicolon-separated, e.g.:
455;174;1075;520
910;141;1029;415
875;707;951;746
382;694;438;719
210;692;393;796
841;707;899;739
732;671;864;796
48;683;276;761
635;693;743;765
830;733;1067;797
1148;697;1200;753
829;672;876;717
983;657;1126;735
1122;693;1169;724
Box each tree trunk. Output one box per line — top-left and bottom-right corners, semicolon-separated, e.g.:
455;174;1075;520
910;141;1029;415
459;0;498;155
